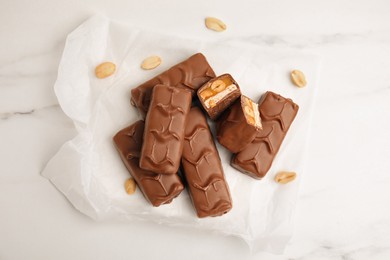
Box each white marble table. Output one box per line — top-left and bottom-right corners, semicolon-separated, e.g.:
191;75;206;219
1;1;390;259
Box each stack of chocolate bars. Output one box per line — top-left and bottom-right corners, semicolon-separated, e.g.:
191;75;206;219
113;53;299;218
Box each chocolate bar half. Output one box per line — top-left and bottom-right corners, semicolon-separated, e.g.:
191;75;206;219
140;85;192;175
197;74;241;120
231;91;299;179
216;95;262;153
131;53;216;118
181;107;232;218
113;121;184;206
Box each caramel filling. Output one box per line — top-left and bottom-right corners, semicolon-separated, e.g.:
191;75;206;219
204;84;237;108
200;77;238;108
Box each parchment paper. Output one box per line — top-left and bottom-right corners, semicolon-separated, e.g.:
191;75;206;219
42;15;320;253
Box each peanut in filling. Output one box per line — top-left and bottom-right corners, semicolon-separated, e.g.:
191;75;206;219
203;84;238;108
242;97;262;129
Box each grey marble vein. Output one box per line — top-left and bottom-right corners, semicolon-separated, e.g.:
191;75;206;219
0;104;59;120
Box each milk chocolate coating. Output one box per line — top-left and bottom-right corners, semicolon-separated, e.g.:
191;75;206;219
113;121;184;206
216;96;260;153
231;91;299;179
140;85;192;175
197;74;241;120
131;53;216;118
181;107;232;218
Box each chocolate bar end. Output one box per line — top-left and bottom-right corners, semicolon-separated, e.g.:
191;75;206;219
216;95;261;153
113;121;184;206
197;74;241;120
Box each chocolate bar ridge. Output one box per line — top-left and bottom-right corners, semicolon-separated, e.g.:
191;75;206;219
113;121;184;206
131;53;216;118
140;85;192;175
181;107;232;218
231;91;299;179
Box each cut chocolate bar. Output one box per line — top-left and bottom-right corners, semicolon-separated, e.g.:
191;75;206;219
113;121;184;206
140;85;192;175
231;91;299;179
197;74;241;120
216;95;262;153
131;53;216;118
181;107;232;218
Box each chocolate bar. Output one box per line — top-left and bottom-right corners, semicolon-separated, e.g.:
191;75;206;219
113;121;184;206
140;84;192;175
181;107;232;218
197;74;241;120
216;95;262;153
231;91;299;179
131;53;216;118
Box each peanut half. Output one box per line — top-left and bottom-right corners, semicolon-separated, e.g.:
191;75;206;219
200;79;227;102
141;55;162;70
200;89;214;100
210;79;226;92
274;171;297;184
244;105;254;118
95;62;116;79
124;178;137;195
205;17;227;32
290;70;307;88
247;117;255;125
